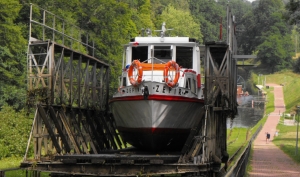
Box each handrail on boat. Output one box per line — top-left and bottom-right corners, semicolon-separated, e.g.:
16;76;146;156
141;57;167;64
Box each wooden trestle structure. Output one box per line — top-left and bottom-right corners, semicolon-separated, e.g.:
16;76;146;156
27;41;125;157
179;6;238;166
24;4;126;161
20;4;245;177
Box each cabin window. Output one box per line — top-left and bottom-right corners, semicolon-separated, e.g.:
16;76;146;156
185;78;191;89
153;46;172;63
185;77;196;93
191;78;196;93
122;77;126;87
176;46;193;68
132;46;148;63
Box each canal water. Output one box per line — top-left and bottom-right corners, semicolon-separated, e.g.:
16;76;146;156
227;95;265;128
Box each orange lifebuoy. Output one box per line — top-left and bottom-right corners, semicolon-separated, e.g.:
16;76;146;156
128;60;143;86
164;61;180;87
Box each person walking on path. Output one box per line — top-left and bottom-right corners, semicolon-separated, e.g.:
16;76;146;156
249;84;300;177
265;132;270;143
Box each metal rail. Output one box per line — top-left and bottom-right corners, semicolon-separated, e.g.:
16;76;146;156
29;3;95;56
0;168;21;177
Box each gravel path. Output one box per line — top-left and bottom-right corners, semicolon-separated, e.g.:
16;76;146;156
249;84;300;176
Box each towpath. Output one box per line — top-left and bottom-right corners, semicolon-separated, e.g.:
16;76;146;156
249;84;300;177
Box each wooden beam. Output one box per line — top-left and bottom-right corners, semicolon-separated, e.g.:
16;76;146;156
37;104;62;153
59;110;81;154
48;106;71;153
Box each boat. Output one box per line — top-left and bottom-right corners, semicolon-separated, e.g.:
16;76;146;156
109;23;205;151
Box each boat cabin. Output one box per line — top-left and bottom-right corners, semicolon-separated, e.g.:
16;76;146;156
120;37;201;91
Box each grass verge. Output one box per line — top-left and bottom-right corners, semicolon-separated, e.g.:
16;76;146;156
265;71;300;113
227;128;249;156
0;157;26;177
272;118;300;164
0;157;50;177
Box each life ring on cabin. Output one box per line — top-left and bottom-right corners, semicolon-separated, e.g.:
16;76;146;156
128;60;143;86
164;61;180;88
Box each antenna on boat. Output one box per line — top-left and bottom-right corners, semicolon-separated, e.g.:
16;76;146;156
154;22;173;42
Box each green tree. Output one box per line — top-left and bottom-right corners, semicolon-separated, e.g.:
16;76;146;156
285;0;300;25
0;46;27;111
151;0;189;14
238;0;291;58
0;0;27;110
75;0;138;92
135;0;154;31
189;0;225;43
0;0;26;54
255;3;294;72
257;32;292;72
158;5;203;42
149;0;189;29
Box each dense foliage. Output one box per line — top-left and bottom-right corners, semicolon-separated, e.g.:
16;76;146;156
0;0;27;111
0;0;299;158
238;0;294;72
0;106;32;159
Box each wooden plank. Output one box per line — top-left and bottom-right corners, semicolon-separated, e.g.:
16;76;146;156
98;111;118;150
108;113;126;149
37;105;62;153
90;111;111;149
67;110;89;154
85;110;104;150
48;106;71;153
59;110;81;154
71;110;98;154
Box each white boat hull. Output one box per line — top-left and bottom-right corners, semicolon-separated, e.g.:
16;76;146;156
110;31;205;151
110;96;204;151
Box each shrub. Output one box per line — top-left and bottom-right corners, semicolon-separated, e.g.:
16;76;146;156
0;105;33;159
